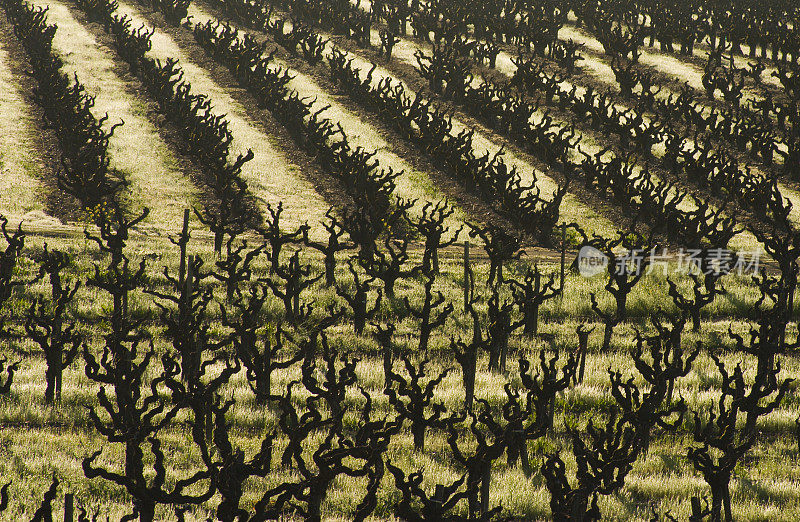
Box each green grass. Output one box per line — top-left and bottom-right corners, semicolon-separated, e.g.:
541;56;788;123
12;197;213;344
0;227;797;521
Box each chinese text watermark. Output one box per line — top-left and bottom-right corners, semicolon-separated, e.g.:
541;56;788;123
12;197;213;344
577;247;760;278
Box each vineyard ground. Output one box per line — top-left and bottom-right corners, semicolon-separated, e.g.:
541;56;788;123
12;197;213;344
1;0;799;520
0;231;797;520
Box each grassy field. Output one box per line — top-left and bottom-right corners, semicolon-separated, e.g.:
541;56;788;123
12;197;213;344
0;227;797;520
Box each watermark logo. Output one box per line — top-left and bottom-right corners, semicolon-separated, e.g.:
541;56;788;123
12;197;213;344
577;245;608;277
576;246;761;278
